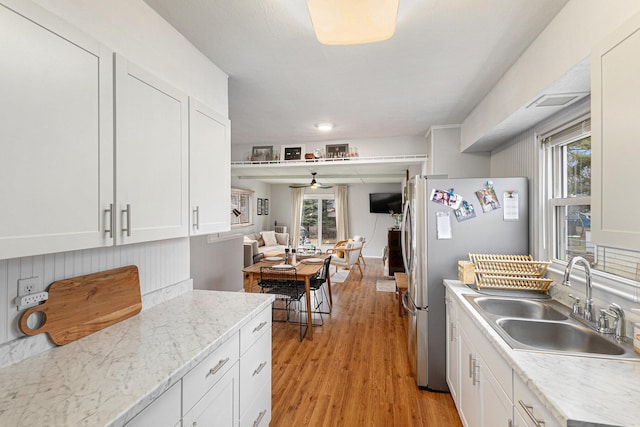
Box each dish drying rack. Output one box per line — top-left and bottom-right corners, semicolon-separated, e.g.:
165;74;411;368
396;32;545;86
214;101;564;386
462;254;553;293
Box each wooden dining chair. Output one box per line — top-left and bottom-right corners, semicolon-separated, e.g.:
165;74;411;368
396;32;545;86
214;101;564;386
258;265;307;340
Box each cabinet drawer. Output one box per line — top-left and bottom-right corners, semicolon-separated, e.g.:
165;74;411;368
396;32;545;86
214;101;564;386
240;329;272;413
240;381;271;427
514;374;560;427
183;332;240;414
125;380;181;427
240;306;271;355
183;363;240;427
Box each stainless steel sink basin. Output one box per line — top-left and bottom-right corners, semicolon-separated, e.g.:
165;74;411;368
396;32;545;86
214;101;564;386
472;296;567;320
496;318;625;355
463;293;640;360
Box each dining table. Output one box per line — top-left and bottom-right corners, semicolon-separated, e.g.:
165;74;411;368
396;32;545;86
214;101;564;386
243;253;328;341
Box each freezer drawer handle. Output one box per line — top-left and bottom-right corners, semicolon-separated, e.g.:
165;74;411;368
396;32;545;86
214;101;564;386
401;291;416;315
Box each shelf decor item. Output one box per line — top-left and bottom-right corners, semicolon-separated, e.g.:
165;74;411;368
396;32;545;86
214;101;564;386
251;146;273;162
281;144;305;161
326;143;349;158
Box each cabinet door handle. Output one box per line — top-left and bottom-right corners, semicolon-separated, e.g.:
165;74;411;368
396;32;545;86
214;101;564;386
253;361;267;377
105;204;114;238
450;323;456;341
252;409;267;427
193;206;200;230
468;354;475;378
206;357;230;378
122;204;131;236
253;321;267;333
519;400;545;426
472;362;480;386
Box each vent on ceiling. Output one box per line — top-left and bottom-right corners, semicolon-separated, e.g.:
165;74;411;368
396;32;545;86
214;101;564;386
526;92;588;109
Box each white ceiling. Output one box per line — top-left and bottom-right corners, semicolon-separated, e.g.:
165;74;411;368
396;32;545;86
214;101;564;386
144;0;570;147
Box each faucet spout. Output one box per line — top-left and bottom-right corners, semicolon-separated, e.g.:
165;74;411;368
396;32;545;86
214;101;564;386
563;256;593;321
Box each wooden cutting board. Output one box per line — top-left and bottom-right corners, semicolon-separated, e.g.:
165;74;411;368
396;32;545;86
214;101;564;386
19;265;142;345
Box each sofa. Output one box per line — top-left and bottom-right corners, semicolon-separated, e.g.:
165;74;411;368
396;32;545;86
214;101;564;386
243;231;290;267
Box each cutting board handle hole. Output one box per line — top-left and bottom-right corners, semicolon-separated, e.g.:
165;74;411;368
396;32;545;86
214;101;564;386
24;311;46;332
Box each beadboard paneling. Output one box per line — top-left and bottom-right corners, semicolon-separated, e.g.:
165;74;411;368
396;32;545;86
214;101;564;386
1;238;190;344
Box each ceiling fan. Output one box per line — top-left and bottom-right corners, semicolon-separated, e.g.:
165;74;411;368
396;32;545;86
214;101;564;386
289;172;333;189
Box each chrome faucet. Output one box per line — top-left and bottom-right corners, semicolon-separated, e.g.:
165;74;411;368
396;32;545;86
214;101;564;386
563;256;593;321
608;303;625;342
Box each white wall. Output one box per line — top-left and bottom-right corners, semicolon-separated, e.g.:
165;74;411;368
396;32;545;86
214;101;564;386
462;0;640;151
1;0;228;362
426;126;490;177
190;235;243;292
231;178;273;234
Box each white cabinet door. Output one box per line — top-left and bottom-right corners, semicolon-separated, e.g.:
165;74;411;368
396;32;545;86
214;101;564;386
183;363;240;427
0;0;113;259
591;11;640;250
189;98;231;235
480;359;513;427
459;328;481;427
445;291;460;407
114;54;189;245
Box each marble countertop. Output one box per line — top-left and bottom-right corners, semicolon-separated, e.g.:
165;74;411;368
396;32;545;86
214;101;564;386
0;290;274;427
445;280;640;427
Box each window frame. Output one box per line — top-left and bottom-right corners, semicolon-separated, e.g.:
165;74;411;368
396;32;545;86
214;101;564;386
542;115;640;300
230;187;254;228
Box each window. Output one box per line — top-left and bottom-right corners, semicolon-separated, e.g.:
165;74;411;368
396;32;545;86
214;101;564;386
301;194;336;247
546;119;640;282
231;188;253;227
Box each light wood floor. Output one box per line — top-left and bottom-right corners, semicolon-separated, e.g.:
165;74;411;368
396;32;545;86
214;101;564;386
260;258;463;426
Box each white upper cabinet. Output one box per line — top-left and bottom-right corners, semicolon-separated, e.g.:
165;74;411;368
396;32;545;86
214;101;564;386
189;98;231;235
114;54;189;245
592;11;640;250
0;0;113;259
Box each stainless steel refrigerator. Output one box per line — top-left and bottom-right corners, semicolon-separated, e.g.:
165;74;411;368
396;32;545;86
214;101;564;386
401;176;529;391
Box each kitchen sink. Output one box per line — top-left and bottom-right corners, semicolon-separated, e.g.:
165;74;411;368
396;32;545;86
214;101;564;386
464;294;640;360
472;296;567;320
496;318;625;355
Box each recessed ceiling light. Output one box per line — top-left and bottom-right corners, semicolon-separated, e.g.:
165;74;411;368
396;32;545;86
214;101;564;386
316;122;334;131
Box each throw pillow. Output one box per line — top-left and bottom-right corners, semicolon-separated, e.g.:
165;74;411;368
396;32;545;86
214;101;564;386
262;230;278;247
275;232;288;246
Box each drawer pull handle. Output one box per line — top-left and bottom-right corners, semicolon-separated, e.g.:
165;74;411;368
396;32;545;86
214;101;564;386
253;321;268;333
519;400;545;426
253;361;267;377
206;357;230;378
252;409;267;427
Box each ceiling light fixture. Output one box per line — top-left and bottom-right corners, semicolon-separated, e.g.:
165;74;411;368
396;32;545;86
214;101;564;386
316;122;334;131
307;0;399;45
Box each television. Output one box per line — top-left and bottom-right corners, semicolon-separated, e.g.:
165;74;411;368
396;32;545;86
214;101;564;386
369;192;403;214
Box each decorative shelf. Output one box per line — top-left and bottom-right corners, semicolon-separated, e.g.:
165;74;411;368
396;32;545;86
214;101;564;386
231;154;427;168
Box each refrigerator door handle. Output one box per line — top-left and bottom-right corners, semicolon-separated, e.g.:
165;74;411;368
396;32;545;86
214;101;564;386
402;290;427;314
401;291;416;315
400;200;410;273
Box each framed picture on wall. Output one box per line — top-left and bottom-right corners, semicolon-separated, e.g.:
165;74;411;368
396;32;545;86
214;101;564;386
264;199;269;215
257;198;263;215
325;143;349;159
251;146;273;162
281;144;306;161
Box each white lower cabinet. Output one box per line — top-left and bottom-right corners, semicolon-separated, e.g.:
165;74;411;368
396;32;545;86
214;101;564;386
239;307;272;427
447;289;561;427
513;375;560;427
126;306;273;427
452;295;514;427
125;381;181;427
183;363;240;427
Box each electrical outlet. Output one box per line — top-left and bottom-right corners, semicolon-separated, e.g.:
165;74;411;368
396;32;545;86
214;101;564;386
18;277;40;295
15;291;48;310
